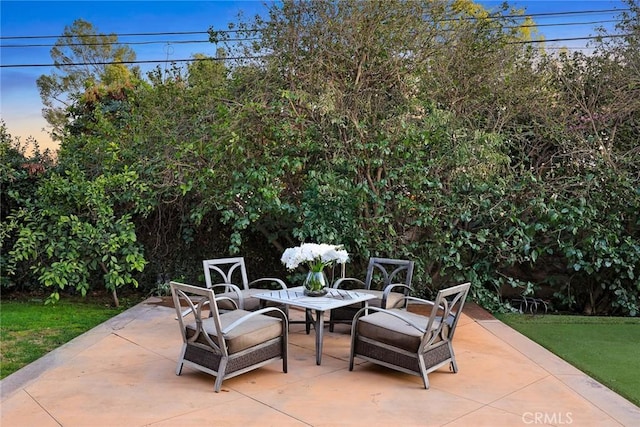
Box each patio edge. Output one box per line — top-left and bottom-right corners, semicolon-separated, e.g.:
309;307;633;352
0;299;160;400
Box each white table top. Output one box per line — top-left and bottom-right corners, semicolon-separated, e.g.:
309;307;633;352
253;286;375;311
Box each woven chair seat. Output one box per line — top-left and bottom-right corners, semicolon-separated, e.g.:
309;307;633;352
186;309;283;353
349;282;470;389
356;309;445;352
171;281;288;392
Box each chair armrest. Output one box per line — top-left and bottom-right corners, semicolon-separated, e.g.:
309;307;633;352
403;296;436;306
249;278;287;290
404;296;446;311
221;307;288;334
351;306;426;334
209;283;245;309
383;283;412;294
381;284;413;308
333;277;366;289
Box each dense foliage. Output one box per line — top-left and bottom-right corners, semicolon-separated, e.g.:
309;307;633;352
1;123;53;289
2;0;638;314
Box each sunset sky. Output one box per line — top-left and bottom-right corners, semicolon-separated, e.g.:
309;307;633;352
1;0;627;153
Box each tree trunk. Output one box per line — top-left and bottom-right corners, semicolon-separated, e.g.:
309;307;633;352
111;288;120;308
99;261;120;308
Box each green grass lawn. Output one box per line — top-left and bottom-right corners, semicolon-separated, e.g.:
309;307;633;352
0;298;134;379
495;313;640;407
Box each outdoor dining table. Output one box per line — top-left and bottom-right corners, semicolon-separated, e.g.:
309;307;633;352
253;286;376;365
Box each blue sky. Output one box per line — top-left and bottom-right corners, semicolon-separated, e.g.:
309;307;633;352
0;0;627;151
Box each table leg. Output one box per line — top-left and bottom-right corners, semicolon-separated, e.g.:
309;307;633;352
315;309;324;365
306;309;312;334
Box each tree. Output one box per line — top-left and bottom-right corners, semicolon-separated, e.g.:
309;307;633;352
9;2;638;314
526;0;640;315
1;121;53;291
203;0;638;314
9;167;149;306
207;0;511;252
586;0;640;154
36;19;137;139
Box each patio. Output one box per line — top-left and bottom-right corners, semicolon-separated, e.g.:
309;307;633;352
1;298;638;426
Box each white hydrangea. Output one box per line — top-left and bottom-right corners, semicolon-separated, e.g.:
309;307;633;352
281;243;349;271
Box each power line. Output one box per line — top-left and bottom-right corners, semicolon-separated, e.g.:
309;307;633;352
1;6;632;69
508;18;619;30
0;18;621;49
2;40;207;48
1;30;631;69
506;33;631;45
0;7;630;41
0;55;267;69
471;7;629;21
1;30;211;40
2;38;258;49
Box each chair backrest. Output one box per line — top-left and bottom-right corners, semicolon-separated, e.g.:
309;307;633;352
324;262;346;286
364;257;415;291
203;257;250;291
170;281;228;356
424;282;471;343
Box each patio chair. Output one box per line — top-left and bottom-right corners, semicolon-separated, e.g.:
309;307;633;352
170;281;288;392
203;257;287;311
329;257;414;332
349;282;471;389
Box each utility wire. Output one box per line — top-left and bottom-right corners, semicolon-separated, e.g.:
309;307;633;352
1;7;632;68
455;7;629;21
0;18;621;49
0;7;630;40
1;30;210;40
506;33;631;45
1;31;632;69
511;18;619;29
0;55;267;68
2;37;258;49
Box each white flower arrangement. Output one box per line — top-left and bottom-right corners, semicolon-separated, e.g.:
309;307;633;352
281;243;349;272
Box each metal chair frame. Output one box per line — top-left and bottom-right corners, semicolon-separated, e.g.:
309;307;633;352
350;282;471;389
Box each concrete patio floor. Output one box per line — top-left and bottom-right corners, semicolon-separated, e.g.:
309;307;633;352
1;298;639;426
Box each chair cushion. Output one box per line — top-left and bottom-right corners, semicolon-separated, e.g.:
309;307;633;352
359;289;406;309
186;309;283;354
357;309;441;353
216;288;270;311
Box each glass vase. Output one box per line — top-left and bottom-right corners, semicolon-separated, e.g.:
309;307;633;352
303;270;329;297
